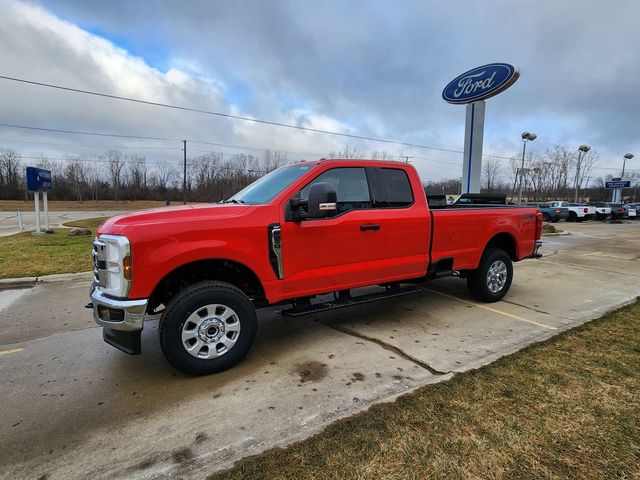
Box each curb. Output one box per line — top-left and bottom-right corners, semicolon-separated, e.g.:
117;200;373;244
542;231;570;236
0;271;93;289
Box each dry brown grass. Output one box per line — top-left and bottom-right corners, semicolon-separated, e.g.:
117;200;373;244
210;301;640;480
0;199;186;211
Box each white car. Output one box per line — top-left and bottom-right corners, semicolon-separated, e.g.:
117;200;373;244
547;201;594;222
624;205;637;218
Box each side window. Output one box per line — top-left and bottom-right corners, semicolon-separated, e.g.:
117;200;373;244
299;167;371;214
376;168;414;208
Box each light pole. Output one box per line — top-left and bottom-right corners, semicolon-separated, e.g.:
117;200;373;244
517;131;537;204
622;153;634;177
615;153;634;202
573;144;591;202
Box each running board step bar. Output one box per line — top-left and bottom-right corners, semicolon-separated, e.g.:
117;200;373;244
280;285;422;317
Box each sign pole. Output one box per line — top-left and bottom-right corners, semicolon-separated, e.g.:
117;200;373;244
34;191;41;235
461;100;485;194
43;190;50;231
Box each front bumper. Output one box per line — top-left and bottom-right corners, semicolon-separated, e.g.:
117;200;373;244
90;284;148;332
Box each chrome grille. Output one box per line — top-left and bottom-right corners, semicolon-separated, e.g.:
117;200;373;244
92;238;107;286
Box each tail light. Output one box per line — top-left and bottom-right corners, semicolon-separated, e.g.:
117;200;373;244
535;212;543;239
583;207;588;213
555;208;560;214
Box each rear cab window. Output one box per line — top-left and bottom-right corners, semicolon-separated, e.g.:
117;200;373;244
369;167;414;208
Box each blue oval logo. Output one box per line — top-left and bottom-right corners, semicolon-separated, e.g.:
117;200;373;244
442;63;520;104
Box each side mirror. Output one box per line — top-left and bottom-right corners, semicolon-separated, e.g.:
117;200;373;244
307;182;337;219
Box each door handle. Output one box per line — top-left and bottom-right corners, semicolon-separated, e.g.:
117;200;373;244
360;224;381;231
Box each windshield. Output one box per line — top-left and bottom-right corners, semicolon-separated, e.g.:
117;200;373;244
227;164;313;205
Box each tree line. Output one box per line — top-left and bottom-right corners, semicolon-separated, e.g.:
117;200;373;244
1;144;635;203
0;148;290;202
427;145;637;202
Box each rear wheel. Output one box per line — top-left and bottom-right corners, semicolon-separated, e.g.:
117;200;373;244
568;211;577;222
159;281;257;375
542;213;550;222
466;248;513;302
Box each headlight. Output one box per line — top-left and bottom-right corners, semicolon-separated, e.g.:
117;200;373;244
93;234;132;297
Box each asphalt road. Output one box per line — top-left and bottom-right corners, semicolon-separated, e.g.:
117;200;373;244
0;210;123;237
1;221;639;479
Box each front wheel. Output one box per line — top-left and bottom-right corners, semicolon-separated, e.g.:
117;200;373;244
159;281;257;375
466;248;513;302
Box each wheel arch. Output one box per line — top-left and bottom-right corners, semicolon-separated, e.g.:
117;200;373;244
148;259;267;312
484;232;517;261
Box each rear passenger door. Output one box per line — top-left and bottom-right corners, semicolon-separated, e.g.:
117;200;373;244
366;167;430;280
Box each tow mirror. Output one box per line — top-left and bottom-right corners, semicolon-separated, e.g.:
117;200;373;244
307;182;337;219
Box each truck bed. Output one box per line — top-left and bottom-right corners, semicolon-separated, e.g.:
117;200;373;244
429;205;538;272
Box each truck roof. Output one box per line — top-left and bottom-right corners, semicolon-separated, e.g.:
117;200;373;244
288;158;413;168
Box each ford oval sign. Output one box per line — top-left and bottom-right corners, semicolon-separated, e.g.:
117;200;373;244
442;63;520;104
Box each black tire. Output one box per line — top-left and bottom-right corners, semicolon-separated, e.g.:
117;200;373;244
551;218;559;223
542;213;550;222
159;281;257;375
466;248;513;303
568;211;577;222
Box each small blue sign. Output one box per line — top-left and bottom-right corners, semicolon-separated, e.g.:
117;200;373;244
443;63;520;104
26;166;53;191
605;180;631;189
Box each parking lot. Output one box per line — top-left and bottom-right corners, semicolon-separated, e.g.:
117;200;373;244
1;220;639;480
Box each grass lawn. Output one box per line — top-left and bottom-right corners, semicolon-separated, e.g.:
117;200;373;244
0;218;107;279
63;217;109;230
211;300;640;480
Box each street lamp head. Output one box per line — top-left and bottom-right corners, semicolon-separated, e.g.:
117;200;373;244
624;153;634;160
528;133;537;141
521;131;530;140
579;144;591;153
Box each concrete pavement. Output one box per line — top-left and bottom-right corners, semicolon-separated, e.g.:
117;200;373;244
0;210;123;237
0;221;639;479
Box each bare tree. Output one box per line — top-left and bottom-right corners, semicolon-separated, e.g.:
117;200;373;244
370;150;395;160
155;160;176;194
482;158;502;192
262;150;287;172
105;150;125;200
573;150;598;201
127;154;147;200
328;144;364;159
0;149;22;199
64;155;90;201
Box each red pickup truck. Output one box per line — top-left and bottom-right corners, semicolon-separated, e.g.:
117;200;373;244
90;159;542;375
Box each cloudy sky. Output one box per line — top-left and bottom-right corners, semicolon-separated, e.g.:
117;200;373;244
0;0;639;181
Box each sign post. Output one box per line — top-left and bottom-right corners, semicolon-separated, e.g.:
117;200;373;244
443;63;520;194
605;178;631;203
26;166;53;235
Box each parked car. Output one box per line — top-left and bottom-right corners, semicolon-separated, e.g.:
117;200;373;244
526;202;567;222
607;203;629;220
590;202;612;221
547;201;591;222
88;159;542;375
570;203;595;220
624;204;637;218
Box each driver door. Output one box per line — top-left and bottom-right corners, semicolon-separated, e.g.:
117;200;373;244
280;167;388;297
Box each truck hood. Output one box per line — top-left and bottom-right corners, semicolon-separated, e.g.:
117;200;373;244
96;203;250;235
